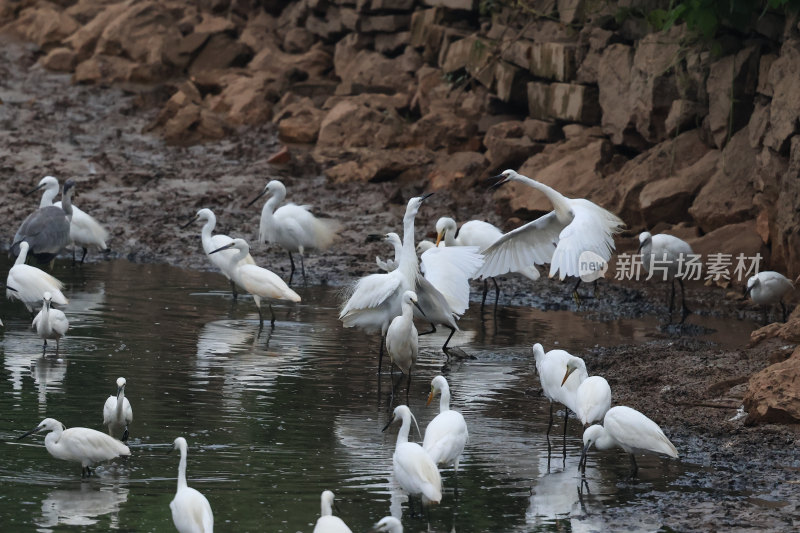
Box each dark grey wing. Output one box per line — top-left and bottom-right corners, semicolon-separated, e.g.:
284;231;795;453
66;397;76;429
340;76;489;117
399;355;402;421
14;206;71;256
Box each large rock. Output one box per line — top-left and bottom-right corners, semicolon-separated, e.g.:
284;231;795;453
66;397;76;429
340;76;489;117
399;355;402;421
322;147;435;183
483;121;543;171
423;0;477;9
427;151;487;190
317;96;411;149
249;41;333;80
145;82;229;145
502;40;577;81
4;6;79;47
273;96;324;143
336;48;419;95
597;44;637;145
73;54;139;84
764;39;800;152
689;126;757;232
410;110;479;151
41;47;78;72
705;45;761;149
686;219;766;279
188;33;253;75
770;136;800;277
743;346;800;424
64;2;129;61
638;150;720;227
207;73;274;126
527;82;600;124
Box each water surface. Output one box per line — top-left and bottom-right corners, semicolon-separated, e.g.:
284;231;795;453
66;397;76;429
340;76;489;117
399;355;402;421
0;259;756;532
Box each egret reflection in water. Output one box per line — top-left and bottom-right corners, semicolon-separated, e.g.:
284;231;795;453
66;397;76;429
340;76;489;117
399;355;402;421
37;482;129;529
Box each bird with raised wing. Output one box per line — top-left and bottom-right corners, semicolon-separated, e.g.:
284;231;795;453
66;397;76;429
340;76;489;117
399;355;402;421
18;418;130;477
480;169;624;302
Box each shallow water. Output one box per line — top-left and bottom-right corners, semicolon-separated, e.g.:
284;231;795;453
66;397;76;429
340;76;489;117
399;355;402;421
0;259;758;532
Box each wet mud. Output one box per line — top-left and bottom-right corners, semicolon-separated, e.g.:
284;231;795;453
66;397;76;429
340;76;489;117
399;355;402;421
1;35;799;530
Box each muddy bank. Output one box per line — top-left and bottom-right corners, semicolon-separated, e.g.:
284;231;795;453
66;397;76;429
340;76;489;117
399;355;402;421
2;34;800;530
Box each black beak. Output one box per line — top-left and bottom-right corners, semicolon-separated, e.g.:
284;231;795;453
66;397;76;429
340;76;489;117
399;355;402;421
381;416;395;432
18;425;42;440
209;242;236;255
117;386;123;399
6;285;17;293
365;233;384;243
579;443;591;474
179;214;199;229
412;300;426;317
63;179;75;193
420;192;434;202
246;188;268;207
24;183;46;197
743;284;752;297
488;174;509;191
333;500;343;515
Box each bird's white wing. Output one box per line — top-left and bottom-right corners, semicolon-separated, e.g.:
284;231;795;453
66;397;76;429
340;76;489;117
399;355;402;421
340;272;402;316
420;246;483;314
239;265;301;302
549;199;624;280
102;396;116;425
375;256;398;272
604;407;678;458
423;411;468;465
394;444;442;503
476;211;564;279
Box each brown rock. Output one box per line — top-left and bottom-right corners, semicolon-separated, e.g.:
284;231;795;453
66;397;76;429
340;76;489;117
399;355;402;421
317;97;410;149
771;136;800;278
410;110;479;152
188;34;253;75
483;121;542;171
336;48;418;95
284;27;316;53
527;82;600;124
273;97;324;144
423;0;477;9
689;126;757;232
764;39;800;152
146;82;229;145
638;150;719;227
64;2;128;61
267;145;291;165
664;99;703;136
208;73;273;125
705;45;761;149
4;6;79;47
250;41;333;80
597;44;636;145
686;219;766;281
40;47;77;72
321;147;435;183
523;119;560;142
374;32;410;54
428;151;486;190
558;0;584;24
743;346;800;424
73;54;138;84
757;53;777;96
239;10;278;53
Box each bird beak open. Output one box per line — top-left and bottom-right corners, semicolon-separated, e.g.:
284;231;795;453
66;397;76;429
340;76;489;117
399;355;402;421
381;416;395;432
209;242;236;255
488;174;510;191
246;187;268;207
18;424;43;440
561;367;576;386
179;214;199;229
24;183;47;197
435;232;443;247
426;390;435;406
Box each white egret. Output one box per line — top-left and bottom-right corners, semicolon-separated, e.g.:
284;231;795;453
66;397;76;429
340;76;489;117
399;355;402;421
18;417;130;477
181;208;256;299
341;195;482;357
32;176;110;265
480;169;625;302
247;179;340;283
745;271;794;323
209;238;301;328
436;216;540;308
416;240;435;255
32;292;69;355
571;375;611;427
369;516;403;532
533;343;587;444
170;437;214;533
7;241;69;312
313;490;352;533
580;405;678;476
374;232;402;272
423;375;468;473
12;179;75;264
382;405;442;509
102;377;133;442
638;232;694;322
385;291;423;399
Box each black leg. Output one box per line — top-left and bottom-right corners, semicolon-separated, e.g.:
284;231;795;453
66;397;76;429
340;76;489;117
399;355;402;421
572;279;582;306
762;305;768;326
230;280;238;301
287;252;296;284
481;279;488;311
71;247;76;265
547;402;553;436
562;407;569;466
629;454;638;478
300;254;306;283
781;301;787;322
406;369;411;402
678;278;690;323
378;335;385;375
256;305;264;330
269;304;276;327
418;324;436;336
122;427;129;442
441;326;456;353
668;278;676;319
80;247;88;265
492;277;500;307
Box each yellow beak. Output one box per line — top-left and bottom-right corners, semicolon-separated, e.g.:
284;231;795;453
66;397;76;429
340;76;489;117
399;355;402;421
561;367;575;386
435;232;443;247
426;391;435;406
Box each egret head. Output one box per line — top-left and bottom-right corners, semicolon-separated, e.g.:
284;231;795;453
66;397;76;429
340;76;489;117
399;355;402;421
382;404;421;438
266;180;286;196
320;490;339;516
62;179;76;195
402;290;424;316
170;436;188;454
561;357;585;386
582;424;604;452
532;343;545;361
744;275;760;296
427;375;449;406
637;231;652;252
405;193;433;218
385;232;401;247
369;516;403;533
26;176;59;196
19;417;65;440
416;240;435;255
116;377;127;395
42;291;53;307
489;169;519;190
209;238;247;255
435;217;456;246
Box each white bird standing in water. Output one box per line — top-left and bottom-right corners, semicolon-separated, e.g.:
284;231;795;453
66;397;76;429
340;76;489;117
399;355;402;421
382;405;442;509
533;344;587;443
385;291;423;399
7;241;69;312
580;405;678;476
435;216;539;308
170;437;214;533
571;375;612;427
32;292;69;355
247;179;340;284
30;176;110;264
18;417;130;477
103;377;133;442
638;231;694;322
368;516;403;533
181;208;256;299
479;169;625;302
375;232;402;272
745;271;794;324
423;375;468;473
313;490;352;533
209;238;301;328
12;179;75;264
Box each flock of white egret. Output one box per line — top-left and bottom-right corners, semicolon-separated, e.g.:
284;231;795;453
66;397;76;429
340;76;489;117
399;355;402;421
5;169;796;532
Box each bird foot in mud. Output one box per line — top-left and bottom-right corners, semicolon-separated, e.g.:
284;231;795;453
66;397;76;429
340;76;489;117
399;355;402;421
572;291;582;306
442;346;475;360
